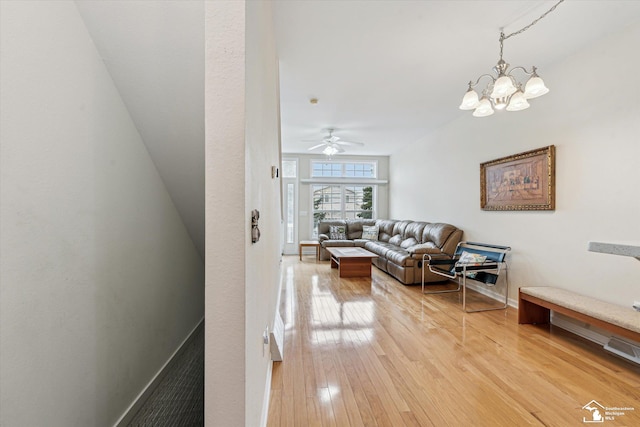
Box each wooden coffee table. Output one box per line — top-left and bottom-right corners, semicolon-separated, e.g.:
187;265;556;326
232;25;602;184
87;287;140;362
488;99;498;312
326;247;378;278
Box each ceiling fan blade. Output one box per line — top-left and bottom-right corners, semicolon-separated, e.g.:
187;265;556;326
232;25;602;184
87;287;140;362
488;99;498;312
335;140;364;146
308;143;327;151
324;136;341;143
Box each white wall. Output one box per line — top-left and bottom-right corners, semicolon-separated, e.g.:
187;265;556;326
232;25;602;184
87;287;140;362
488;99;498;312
205;1;282;426
389;22;640;307
245;1;283;425
0;2;205;426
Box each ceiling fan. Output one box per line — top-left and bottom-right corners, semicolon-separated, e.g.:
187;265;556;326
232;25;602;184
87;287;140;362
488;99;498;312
305;128;364;156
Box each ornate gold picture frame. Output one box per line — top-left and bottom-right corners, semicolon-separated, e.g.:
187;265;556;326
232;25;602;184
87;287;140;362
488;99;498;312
480;145;555;211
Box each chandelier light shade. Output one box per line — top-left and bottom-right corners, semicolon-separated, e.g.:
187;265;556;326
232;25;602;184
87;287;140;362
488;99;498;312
459;88;481;110
505;90;530;111
473;98;495;117
459;0;564;118
491;73;517;99
523;70;550;98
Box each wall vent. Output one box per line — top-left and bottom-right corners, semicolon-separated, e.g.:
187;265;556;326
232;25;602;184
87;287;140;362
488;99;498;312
604;337;640;365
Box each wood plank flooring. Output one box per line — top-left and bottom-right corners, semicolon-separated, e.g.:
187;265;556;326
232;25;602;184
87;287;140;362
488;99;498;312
267;256;640;427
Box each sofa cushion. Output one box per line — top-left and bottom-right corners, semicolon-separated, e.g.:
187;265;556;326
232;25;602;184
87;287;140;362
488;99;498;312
422;223;456;247
329;225;347;240
361;225;379;240
375;219;397;242
353;239;369;248
400;237;418;249
389;234;402;246
385;248;413;267
346;219;376;240
392;220;413;239
406;242;441;255
322;240;355;248
404;221;428;241
364;241;397;258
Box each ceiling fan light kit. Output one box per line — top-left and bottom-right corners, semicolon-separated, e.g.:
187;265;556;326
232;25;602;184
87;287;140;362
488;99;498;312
459;0;563;118
306;128;364;157
322;145;341;156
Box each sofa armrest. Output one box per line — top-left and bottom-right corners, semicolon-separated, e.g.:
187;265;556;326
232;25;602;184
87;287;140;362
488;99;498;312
318;233;329;242
407;243;441;255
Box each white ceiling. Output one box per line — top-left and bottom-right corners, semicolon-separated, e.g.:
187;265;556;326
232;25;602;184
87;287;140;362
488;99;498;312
276;0;640;155
74;0;640;258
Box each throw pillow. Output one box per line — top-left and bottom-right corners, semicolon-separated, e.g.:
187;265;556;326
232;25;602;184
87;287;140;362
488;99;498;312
457;251;487;279
361;225;379;241
458;251;487;265
329;225;347;240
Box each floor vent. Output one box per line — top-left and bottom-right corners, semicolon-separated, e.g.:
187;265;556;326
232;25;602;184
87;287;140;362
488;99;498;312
604;337;640;365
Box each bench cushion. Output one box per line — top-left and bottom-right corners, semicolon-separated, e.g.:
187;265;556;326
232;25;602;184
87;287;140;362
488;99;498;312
520;287;640;334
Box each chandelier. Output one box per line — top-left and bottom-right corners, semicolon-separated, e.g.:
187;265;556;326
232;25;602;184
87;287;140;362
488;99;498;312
459;0;564;117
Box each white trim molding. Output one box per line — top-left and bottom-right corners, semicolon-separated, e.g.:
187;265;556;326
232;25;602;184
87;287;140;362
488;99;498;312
301;178;388;185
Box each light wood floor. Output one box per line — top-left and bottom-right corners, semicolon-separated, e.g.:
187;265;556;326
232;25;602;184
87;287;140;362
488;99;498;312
267;256;640;427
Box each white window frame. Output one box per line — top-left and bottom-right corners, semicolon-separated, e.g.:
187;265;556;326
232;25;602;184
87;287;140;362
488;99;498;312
310;184;377;237
282;158;299;254
310;159;378;179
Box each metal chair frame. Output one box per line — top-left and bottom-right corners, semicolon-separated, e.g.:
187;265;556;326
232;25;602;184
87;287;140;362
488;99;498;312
421;241;511;313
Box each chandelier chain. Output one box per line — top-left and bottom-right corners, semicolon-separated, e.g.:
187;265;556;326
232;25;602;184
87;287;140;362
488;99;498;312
502;0;565;41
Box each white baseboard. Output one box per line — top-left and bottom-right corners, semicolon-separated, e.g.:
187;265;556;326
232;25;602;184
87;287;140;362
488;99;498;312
113;317;205;427
260;260;285;427
465;282;518;308
260;361;274;427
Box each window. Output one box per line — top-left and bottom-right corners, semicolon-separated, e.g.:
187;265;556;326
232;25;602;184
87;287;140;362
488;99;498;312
282;159;297;178
281;158;298;253
286;183;294;244
345;163;374;177
312;162;342;177
312;185;375;235
311;161;376;178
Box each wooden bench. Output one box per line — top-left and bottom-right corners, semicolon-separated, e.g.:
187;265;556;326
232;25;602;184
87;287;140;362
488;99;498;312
519;286;640;343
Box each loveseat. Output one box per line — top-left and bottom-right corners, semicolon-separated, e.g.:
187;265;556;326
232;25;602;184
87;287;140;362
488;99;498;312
317;219;463;285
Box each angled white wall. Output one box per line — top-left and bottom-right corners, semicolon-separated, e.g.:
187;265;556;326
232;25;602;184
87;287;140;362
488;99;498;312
205;1;282;426
389;22;640;307
0;2;204;425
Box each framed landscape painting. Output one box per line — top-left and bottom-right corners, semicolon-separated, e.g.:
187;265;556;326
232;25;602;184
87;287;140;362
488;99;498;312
480;145;555;211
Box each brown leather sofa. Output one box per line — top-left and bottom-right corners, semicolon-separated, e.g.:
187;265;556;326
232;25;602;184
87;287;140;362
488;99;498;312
317;219;463;285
